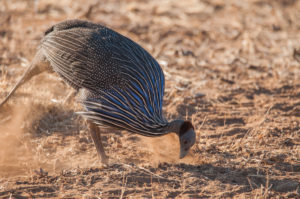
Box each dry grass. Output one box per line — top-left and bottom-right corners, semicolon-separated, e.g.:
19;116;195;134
0;0;299;198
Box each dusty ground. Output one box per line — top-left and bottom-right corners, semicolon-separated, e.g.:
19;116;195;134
0;0;299;198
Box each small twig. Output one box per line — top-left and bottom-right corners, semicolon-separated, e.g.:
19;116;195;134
247;177;254;191
151;175;156;199
122;163;180;182
263;171;272;199
176;180;197;198
259;105;273;126
123;163;164;179
248;174;268;178
0;116;11;124
198;116;207;131
197;116;207;143
119;171;127;199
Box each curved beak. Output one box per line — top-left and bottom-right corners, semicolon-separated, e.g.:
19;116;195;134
179;128;196;159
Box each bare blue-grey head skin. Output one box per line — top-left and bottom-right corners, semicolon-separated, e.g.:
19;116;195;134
179;128;196;158
167;120;196;158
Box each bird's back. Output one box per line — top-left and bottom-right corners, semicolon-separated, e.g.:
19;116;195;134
42;20;125;92
42;20;167;135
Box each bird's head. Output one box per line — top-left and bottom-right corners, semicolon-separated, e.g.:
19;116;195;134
168;120;196;159
178;121;196;158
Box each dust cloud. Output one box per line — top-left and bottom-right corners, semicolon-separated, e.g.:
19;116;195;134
141;133;196;166
0;104;35;177
0;103;99;178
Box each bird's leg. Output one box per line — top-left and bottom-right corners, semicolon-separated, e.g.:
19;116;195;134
87;121;108;164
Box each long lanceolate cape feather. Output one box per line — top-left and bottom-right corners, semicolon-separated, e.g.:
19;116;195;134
80;37;169;137
42;24;168;136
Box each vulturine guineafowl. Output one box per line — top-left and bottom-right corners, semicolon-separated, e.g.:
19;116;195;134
0;20;196;163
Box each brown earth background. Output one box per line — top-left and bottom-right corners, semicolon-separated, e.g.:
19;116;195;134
0;0;299;198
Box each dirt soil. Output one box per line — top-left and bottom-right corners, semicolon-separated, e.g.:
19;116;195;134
0;0;299;198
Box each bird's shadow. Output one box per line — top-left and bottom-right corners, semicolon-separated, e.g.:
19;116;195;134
106;162;300;198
